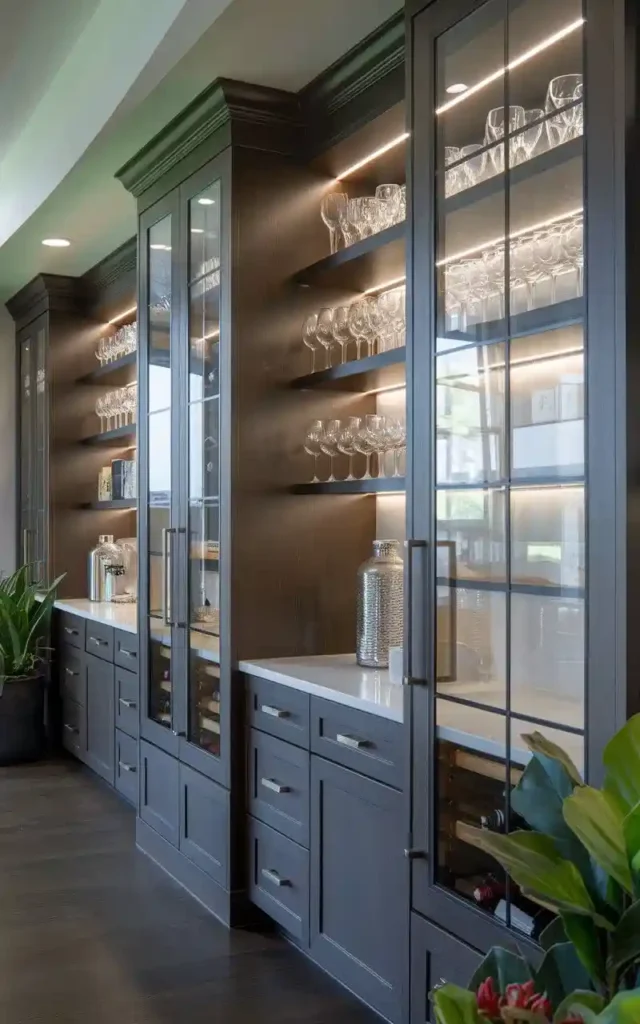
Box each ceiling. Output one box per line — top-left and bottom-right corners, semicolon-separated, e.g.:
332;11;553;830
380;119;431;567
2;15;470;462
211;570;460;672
0;0;402;303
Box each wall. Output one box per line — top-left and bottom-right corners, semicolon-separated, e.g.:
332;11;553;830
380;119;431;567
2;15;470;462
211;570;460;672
0;307;16;574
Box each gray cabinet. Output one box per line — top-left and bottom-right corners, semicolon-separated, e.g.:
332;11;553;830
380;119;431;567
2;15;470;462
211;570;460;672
61;697;86;760
248;816;309;944
248;728;309;847
85;655;115;784
410;915;481;1024
115;730;138;806
17;315;48;584
140;740;180;846
179;763;228;885
310;755;408;1024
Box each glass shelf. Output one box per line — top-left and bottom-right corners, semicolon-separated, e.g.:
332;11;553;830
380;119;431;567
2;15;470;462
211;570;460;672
294;221;405;291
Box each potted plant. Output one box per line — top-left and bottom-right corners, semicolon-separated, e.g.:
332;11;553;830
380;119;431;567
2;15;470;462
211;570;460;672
0;566;61;764
431;716;640;1023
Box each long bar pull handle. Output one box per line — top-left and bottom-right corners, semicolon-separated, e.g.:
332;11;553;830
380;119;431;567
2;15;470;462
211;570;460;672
404;539;428;687
261;777;290;794
118;698;137;709
260;705;289;720
336;733;369;750
261;868;289;888
22;528;29;566
118;761;136;773
162;528;176;627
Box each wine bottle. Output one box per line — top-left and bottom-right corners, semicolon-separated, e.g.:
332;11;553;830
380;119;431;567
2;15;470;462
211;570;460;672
473;875;506;912
480;806;527;832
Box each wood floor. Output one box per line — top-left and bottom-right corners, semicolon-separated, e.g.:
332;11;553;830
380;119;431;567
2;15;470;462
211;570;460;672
0;759;377;1024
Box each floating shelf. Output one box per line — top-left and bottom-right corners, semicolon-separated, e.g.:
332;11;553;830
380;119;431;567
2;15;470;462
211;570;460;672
77;352;136;385
292;477;406;495
292;347;406;393
81;499;137;510
440;297;584;354
294;222;405;291
82;424;137;446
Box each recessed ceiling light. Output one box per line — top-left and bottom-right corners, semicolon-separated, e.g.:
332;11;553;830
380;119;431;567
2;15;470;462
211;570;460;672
198;197;215;206
150;243;168;250
446;83;468;95
42;237;70;247
191;228;204;234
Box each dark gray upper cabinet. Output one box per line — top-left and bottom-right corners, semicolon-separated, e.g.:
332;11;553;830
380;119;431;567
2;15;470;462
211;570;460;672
310;755;408;1024
16;316;48;585
85;654;115;785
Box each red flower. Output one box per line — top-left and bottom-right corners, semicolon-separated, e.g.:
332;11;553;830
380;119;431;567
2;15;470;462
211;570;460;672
476;977;500;1018
530;993;553;1018
504;980;536;1008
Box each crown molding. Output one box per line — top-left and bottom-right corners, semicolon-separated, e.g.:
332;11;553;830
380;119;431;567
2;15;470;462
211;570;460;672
82;236;136;293
116;78;301;199
6;274;82;328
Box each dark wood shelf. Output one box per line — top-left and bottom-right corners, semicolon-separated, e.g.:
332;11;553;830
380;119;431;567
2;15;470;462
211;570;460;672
441;297;584;353
292;477;406;495
294;222;405;291
82;424;137;446
81;499;137;510
77;352;136;385
292;347;406;392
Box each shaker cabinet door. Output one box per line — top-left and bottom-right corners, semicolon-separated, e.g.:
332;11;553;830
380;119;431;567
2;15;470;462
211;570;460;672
410;914;481;1024
140;740;180;847
310;756;408;1024
85;655;115;785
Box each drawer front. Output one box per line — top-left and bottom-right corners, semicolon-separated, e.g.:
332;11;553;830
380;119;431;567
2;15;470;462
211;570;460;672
62;698;86;760
140;740;180;847
115;667;139;739
114;630;138;671
115;730;138;805
249;729;309;847
85;620;114;662
59;612;85;650
179;764;228;886
247;676;309;748
248;817;309;944
310;697;403;789
60;647;86;706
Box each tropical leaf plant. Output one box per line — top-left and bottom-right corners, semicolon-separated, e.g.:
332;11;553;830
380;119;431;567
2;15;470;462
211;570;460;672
0;566;63;693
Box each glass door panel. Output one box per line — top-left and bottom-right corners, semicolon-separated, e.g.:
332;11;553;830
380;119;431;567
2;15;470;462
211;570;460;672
430;0;586;931
34;327;47;582
187;180;222;758
19;336;33;572
146;215;174;733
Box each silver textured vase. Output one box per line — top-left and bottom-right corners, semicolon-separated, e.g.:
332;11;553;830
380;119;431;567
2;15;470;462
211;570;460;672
356;540;404;669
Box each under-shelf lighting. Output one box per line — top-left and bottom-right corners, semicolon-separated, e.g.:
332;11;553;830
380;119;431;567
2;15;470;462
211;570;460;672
366;383;407;396
108;305;137;325
335;133;410;180
364;275;406;296
435;18;585;115
436;206;583;266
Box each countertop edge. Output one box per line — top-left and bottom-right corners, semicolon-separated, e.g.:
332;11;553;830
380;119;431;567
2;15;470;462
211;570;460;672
53;599;138;635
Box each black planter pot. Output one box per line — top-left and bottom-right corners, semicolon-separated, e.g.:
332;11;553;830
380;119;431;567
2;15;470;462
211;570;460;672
0;675;45;765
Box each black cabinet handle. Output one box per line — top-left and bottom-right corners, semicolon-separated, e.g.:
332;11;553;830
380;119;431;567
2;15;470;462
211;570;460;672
118;761;136;773
64;627;78;636
118;698;137;709
336;733;370;750
261;868;289;888
260;704;289;719
261;777;289;794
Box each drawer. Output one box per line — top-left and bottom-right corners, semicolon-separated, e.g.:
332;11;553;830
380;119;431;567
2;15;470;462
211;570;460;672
114;630;138;671
248;817;309;944
310;697;403;789
115;730;138;805
60;646;86;706
61;698;86;760
115;667;139;739
85;620;114;663
248;729;309;847
59;611;85;650
247;676;309;748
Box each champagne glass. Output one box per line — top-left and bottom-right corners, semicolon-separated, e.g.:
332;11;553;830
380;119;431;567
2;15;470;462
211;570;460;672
319;419;341;482
332;306;353;363
315;307;336;368
321;193;347;254
304;420;324;482
337;417;360;480
302;313;319;372
348;300;372;359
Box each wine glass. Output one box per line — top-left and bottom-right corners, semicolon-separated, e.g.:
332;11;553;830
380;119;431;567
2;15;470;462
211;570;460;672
315;307;336;368
319;419;341;482
336;417;360;480
444;147;461;196
359;197;386;238
482;247;505;320
384;418;407;477
348;300;372;360
510;238;540;311
332;306;353;363
459;144;487;188
340;199;360;246
95;337;107;365
95;395;107;432
512;109;544;166
353;417;376;479
302;313;319;372
304;420;324;482
398;185;407;222
532;228;564;304
561;217;584;296
366;297;386;357
445;263;469;332
486;106;525;173
123;384;137;425
363;415;386;477
375;184;403;226
321;193;347;254
545;75;583;146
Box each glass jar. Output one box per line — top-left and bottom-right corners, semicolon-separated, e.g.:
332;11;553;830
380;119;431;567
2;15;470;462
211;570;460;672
356;540;404;668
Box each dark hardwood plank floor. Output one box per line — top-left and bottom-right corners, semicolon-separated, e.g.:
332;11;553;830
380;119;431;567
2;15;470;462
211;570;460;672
0;759;377;1024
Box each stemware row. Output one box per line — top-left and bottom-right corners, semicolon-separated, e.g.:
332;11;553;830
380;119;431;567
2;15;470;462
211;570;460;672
445;73;584;196
443;213;583;331
304;416;406;482
96;384;138;432
302;286;405;372
321;185;406;254
96;324;137;365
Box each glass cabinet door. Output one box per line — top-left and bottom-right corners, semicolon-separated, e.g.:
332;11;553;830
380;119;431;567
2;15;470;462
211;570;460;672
414;0;586;939
181;174;223;774
33;325;48;583
19;335;34;576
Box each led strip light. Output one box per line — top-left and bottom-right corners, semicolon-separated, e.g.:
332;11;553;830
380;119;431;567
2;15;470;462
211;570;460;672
436;206;583;266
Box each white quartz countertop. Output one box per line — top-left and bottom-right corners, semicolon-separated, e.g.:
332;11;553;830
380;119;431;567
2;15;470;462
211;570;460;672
238;654;404;723
54;599;137;634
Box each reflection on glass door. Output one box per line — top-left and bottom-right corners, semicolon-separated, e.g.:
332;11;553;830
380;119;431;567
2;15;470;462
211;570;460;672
187;180;222;757
34;327;47;582
19;337;33;577
431;0;585;937
146;215;174;732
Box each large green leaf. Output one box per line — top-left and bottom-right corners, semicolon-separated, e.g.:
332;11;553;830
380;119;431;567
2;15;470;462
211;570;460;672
458;825;604;922
534;942;593;1011
468;947;531;993
623;802;640;884
431;984;483;1024
553;991;605;1023
560;912;606;987
589;989;640;1022
563;787;633;894
522;731;583;786
603;716;640;814
539;917;568;951
607;900;640;976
